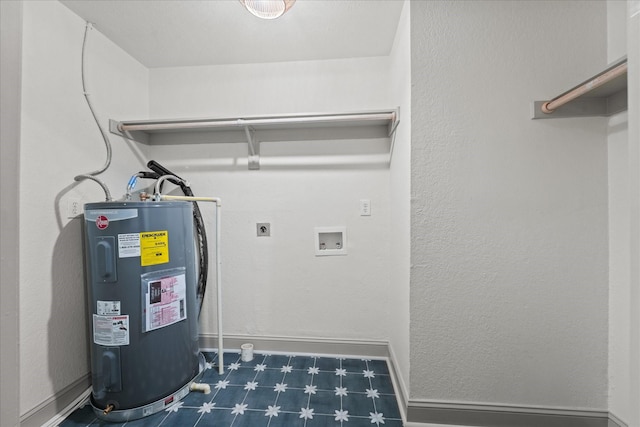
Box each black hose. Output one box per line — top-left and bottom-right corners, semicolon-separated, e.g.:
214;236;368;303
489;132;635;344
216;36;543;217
145;161;209;316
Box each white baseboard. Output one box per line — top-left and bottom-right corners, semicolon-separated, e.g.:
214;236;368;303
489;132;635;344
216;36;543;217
21;373;90;427
386;343;409;422
199;333;390;359
404;423;476;427
41;388;91;427
405;412;626;427
609;412;629;427
407;399;612;427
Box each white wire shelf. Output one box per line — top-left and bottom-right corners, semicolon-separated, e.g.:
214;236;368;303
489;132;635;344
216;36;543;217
110;110;400;170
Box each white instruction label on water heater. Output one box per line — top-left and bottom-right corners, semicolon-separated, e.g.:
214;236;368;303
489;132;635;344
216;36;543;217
93;314;130;346
97;300;121;315
118;233;140;258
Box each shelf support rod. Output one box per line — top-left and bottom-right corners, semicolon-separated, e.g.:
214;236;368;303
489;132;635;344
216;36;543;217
541;60;627;114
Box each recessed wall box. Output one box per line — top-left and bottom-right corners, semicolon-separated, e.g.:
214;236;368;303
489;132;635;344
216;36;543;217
314;227;347;256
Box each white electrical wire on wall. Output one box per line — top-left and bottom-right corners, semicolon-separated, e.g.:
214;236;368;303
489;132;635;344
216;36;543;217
74;22;113;201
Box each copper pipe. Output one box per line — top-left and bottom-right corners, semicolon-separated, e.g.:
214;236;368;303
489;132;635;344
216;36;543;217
542;61;627;114
103;404;115;415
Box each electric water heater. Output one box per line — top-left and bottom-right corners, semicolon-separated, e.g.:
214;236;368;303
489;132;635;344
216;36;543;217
83;201;203;421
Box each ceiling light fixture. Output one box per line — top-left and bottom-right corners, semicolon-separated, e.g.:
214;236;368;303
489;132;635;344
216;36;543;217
239;0;296;20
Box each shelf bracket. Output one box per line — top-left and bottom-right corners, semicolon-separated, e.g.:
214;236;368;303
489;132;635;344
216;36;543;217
241;121;260;170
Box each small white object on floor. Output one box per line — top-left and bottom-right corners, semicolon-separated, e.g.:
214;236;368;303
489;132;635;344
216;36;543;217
241;343;254;362
189;382;211;394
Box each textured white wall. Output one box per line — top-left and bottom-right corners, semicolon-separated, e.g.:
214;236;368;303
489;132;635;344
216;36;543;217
607;0;631;422
410;0;609;409
149;58;395;343
19;1;148;415
388;0;412;399
150;58;391;118
608;0;628;63
608;107;631;421
0;1;22;426
626;2;640;425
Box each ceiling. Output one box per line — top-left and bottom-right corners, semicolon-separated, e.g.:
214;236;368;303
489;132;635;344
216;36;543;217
60;0;404;68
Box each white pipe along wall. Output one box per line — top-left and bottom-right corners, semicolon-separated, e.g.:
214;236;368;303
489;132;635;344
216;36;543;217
158;190;224;375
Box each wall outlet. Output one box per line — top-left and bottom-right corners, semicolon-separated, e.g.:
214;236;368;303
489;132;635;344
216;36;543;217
257;223;270;236
360;199;371;216
67;199;83;218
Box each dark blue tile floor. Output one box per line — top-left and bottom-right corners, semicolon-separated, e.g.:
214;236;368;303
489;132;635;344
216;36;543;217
59;351;402;426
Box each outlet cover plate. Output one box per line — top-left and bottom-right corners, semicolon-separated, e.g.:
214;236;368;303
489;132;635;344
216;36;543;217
67;198;83;218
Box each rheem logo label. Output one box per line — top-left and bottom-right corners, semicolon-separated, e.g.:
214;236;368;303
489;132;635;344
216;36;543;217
96;215;109;230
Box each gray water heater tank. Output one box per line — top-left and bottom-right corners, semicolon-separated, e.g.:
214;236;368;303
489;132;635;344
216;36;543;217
83;201;203;421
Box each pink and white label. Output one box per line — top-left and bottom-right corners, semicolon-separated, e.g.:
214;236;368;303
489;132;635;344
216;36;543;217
145;273;186;332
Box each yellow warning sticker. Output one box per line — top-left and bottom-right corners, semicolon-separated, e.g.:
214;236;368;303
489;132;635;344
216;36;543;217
140;230;169;266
